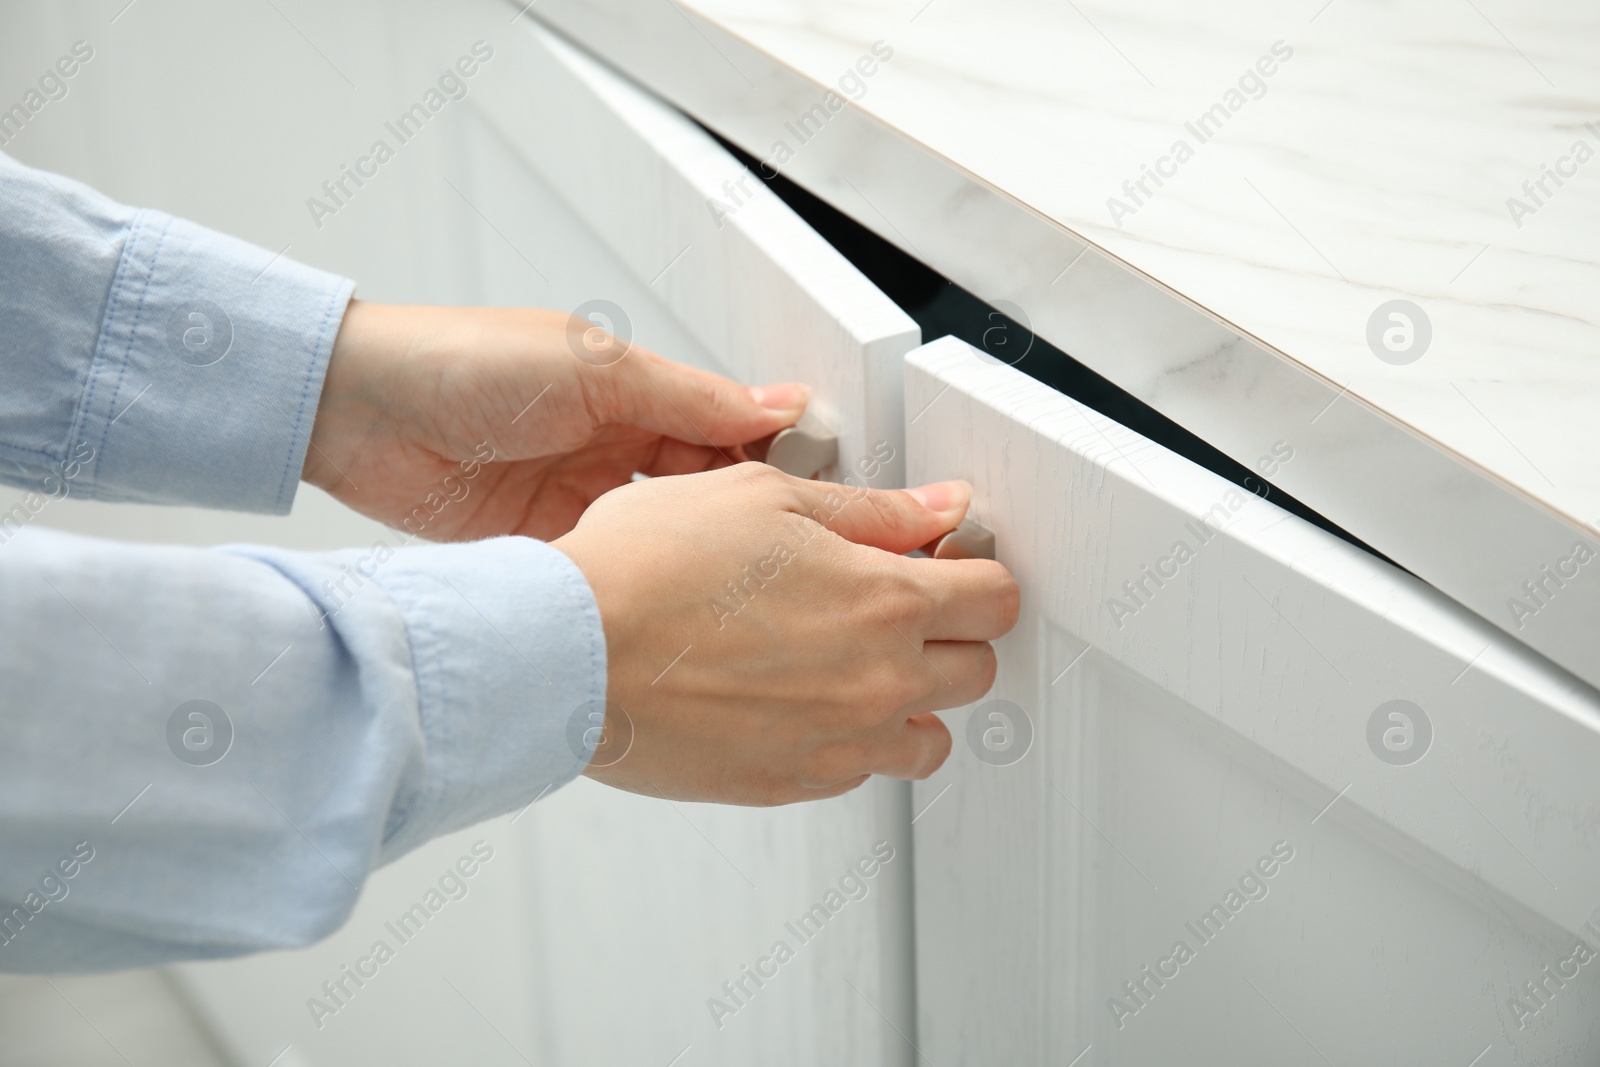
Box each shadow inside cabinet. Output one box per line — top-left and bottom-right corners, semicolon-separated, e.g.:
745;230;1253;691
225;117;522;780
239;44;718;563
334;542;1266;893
704;129;1393;568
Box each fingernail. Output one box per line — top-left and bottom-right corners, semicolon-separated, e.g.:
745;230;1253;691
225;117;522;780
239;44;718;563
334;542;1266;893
906;480;971;515
749;383;811;412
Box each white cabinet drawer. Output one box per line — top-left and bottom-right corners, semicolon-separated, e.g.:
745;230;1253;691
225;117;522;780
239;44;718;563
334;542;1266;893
906;336;1600;1066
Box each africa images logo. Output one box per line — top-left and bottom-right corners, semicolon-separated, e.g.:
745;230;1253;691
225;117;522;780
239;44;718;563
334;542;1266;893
166;700;233;767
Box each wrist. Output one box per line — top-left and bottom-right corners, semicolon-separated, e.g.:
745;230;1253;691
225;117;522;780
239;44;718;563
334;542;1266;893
303;297;384;491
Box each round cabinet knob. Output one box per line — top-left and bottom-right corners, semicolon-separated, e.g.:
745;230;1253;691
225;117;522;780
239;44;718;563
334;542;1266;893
932;519;996;561
766;426;838;480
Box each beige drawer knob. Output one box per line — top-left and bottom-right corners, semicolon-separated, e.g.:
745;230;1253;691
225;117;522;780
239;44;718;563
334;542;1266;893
931;518;996;561
766;426;839;480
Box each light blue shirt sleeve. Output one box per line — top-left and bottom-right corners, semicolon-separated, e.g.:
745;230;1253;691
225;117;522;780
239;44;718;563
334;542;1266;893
0;153;609;972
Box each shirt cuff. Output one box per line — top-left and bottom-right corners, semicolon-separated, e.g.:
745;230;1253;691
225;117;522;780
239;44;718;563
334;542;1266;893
368;535;609;857
72;208;354;513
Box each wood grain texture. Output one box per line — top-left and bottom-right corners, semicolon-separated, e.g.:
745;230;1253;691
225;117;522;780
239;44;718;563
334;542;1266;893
470;20;921;492
907;336;1600;1065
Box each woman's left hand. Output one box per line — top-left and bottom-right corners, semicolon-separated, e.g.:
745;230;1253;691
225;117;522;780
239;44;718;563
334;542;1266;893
302;300;810;541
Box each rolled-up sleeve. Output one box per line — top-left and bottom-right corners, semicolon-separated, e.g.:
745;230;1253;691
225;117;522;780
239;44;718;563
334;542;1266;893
0;154;610;972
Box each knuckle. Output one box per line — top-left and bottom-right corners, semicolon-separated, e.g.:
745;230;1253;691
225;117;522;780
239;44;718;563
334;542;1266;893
863;660;921;716
866;569;929;630
736;460;787;494
880;588;923;630
876;591;915;633
746;460;792;491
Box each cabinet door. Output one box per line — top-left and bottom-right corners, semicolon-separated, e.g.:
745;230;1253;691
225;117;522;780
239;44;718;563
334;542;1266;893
906;336;1600;1066
470;22;918;493
460;21;923;1067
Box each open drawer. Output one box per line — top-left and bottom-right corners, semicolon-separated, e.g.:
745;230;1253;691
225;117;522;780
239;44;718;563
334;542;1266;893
906;336;1600;1066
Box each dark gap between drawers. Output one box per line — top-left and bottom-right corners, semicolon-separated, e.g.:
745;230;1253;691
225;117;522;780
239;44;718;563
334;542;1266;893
703;129;1394;568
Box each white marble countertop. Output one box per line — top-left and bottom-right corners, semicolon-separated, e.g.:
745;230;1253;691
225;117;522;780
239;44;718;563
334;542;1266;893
530;0;1600;685
697;0;1600;524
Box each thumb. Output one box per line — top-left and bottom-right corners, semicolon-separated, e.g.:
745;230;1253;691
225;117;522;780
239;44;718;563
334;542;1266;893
784;476;971;554
594;347;810;447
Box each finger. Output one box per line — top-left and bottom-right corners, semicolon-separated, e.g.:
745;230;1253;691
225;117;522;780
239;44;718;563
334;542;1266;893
782;477;972;554
898;640;999;712
741;428;778;465
639;437;745;478
591;346;809;447
864;712;953;780
910;556;1021;642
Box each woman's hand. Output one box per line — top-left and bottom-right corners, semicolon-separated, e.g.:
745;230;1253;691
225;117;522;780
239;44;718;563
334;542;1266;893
302;300;810;541
552;465;1022;806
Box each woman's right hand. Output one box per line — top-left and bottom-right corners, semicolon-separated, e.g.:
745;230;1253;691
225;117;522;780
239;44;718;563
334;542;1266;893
552;463;1021;806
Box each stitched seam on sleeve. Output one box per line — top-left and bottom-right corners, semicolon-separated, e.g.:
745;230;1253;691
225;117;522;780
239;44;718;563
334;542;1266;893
68;208;148;483
0;442;70;462
374;567;441;844
93;213;173;470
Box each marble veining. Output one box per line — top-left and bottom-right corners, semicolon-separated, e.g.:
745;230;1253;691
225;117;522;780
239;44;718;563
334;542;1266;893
687;0;1600;529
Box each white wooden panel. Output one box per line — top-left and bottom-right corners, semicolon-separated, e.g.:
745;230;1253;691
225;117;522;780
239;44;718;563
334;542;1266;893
907;336;1600;1066
471;19;920;490
457;19;924;1067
